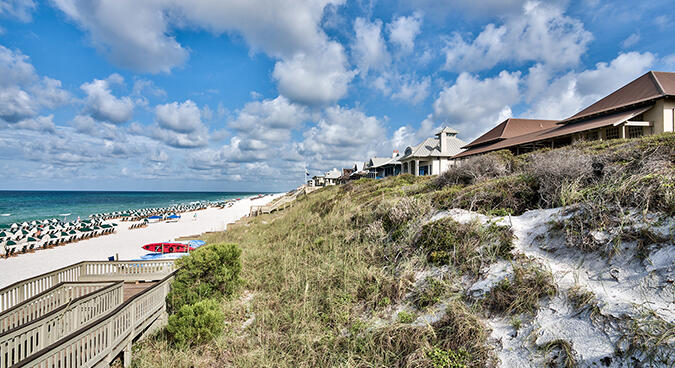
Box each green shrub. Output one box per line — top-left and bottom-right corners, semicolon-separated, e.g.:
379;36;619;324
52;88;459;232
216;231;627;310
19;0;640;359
427;347;470;368
167;242;242;312
412;277;454;309
449;174;539;215
166;298;225;346
397;310;416;324
417;218;513;275
484;259;556;315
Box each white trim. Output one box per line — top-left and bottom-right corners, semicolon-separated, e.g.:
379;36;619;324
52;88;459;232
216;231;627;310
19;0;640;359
622;120;652;127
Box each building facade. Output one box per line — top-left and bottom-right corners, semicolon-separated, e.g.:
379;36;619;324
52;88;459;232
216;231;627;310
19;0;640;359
399;127;467;175
456;71;675;159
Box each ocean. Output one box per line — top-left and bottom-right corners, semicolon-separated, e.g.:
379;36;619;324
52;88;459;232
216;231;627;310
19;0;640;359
0;191;264;225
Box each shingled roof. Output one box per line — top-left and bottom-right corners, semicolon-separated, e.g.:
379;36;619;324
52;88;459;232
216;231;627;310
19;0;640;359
454;105;652;159
462;118;558;149
561;71;675;124
402;135;467;159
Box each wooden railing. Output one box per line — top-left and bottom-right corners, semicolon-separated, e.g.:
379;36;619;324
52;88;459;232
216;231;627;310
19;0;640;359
0;261;176;313
0;282;113;333
250;190;304;216
14;272;175;368
0;283;123;367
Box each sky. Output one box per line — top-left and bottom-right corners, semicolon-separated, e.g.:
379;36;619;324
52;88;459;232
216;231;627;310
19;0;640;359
0;0;673;192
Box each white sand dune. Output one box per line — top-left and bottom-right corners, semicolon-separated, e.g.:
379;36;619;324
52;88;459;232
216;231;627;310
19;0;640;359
0;194;281;289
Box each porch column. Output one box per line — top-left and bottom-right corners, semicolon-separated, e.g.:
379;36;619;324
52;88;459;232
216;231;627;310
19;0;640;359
414;160;419;176
620;124;626;138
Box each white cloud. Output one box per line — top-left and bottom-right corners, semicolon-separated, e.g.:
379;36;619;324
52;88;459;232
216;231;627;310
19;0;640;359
0;87;36;122
175;0;343;59
0;0;36;22
130;122;209;149
433;71;521;138
352;18;389;74
80;74;134;124
391;76;430;104
229;95;309;141
51;0;189;73
409;0;529;18
622;33;640;48
50;0;343;73
391;115;439;149
299;105;386;167
524;52;655;119
0;45;70;123
443;1;592;72
0;45;36;86
272;41;355;105
387;12;422;54
155;100;204;133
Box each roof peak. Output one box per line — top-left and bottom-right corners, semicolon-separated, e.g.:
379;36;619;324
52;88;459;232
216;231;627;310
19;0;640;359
562;70;675;123
435;126;459;135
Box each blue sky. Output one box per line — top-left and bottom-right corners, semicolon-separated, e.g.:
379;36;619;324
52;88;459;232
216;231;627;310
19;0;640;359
0;0;673;192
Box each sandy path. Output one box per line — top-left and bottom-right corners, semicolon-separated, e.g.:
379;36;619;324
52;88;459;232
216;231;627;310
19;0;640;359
0;194;282;289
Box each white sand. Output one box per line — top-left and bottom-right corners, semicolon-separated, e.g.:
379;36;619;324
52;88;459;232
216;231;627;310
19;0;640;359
0;194;282;289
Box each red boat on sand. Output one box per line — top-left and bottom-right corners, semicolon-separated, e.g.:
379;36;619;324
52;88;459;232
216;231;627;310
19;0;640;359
142;242;193;253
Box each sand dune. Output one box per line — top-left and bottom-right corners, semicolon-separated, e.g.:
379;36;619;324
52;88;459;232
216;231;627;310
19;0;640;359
0;194;281;289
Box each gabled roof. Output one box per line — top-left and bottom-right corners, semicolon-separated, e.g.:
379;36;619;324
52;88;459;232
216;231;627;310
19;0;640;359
454;105;652;159
402;135;467;159
463;118;558;149
562;71;675;123
365;155;402;170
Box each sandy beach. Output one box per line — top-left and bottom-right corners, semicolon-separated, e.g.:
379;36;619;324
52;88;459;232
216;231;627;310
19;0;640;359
0;194;281;289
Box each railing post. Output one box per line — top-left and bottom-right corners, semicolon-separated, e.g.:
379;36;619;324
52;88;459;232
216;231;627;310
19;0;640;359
79;263;87;279
123;342;132;367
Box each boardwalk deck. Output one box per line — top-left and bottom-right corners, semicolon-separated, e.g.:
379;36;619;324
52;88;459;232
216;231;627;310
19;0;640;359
0;260;176;368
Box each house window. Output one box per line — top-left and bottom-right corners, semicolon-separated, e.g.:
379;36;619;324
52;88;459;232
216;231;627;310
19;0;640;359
627;126;643;138
584;131;599;141
605;126;620;140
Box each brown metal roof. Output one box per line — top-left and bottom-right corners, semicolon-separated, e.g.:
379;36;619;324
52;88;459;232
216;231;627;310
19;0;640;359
454;105;653;159
462;118;558;149
561;71;675;123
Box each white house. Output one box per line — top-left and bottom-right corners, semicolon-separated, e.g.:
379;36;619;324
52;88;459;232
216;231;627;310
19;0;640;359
399;127;467;176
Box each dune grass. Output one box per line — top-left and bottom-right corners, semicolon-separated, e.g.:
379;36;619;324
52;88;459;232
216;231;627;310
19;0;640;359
130;133;674;367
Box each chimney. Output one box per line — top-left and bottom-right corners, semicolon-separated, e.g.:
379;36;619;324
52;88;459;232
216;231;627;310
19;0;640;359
392;150;399;158
438;129;448;154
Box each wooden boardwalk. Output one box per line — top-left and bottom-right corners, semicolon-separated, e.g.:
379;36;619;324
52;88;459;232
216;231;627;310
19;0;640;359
0;260;176;368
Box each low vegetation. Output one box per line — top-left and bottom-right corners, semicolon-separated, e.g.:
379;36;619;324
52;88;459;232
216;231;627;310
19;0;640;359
416;218;513;274
482;258;556;316
166;298;225;346
129;134;674;367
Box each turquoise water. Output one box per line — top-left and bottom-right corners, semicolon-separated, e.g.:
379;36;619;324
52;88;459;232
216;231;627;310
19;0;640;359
0;191;264;225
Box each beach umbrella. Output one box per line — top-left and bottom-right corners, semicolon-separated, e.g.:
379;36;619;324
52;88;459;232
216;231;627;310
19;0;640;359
5;240;16;246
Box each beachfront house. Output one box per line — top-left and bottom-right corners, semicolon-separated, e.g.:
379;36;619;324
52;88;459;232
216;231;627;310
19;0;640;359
363;151;402;179
339;165;357;184
325;169;341;186
308;168;342;187
455;71;675;159
400;127;467;176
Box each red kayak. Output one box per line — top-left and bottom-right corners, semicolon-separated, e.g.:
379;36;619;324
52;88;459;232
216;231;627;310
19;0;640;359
142;242;193;253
